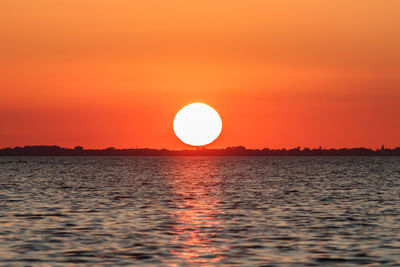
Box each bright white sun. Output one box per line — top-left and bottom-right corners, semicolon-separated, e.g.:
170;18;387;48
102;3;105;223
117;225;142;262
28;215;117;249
173;103;222;146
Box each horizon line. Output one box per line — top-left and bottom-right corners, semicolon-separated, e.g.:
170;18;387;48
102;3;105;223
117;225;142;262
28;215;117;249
1;144;397;151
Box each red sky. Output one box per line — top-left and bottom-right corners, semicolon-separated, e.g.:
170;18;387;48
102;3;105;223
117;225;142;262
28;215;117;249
1;0;399;149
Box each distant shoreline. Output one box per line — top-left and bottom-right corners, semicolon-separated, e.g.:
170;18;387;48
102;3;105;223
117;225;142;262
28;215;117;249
0;145;399;156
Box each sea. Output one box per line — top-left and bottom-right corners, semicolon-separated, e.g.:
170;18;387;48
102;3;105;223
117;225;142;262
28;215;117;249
0;157;399;266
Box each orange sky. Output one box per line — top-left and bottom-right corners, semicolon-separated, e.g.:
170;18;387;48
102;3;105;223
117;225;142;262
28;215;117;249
1;0;399;149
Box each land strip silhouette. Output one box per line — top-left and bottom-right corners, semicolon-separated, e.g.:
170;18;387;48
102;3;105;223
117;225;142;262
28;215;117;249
0;145;399;156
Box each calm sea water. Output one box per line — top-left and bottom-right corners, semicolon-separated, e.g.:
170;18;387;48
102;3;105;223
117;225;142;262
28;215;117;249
1;157;400;266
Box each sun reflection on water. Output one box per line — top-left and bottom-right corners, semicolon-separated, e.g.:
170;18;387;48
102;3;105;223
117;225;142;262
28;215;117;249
162;159;226;266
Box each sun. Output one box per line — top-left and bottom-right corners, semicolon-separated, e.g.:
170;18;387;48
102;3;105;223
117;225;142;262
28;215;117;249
173;103;222;146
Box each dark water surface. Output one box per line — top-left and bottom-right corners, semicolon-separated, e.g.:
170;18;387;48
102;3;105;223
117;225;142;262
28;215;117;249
1;157;400;266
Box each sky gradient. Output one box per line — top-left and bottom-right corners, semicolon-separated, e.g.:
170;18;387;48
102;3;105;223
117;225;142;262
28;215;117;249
1;0;399;149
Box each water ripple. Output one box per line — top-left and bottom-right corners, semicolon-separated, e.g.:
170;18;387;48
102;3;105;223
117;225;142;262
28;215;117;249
0;156;400;265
